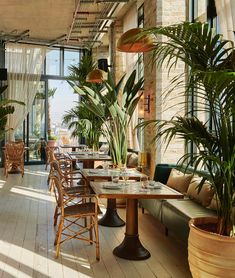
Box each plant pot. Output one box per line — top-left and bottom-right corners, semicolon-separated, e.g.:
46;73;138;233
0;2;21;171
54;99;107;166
188;217;235;277
47;140;57;147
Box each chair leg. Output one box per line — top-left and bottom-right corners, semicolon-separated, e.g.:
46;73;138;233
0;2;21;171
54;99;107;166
89;216;93;244
49;179;54;193
142;208;145;214
55;219;64;258
94;216;100;261
54;206;58;226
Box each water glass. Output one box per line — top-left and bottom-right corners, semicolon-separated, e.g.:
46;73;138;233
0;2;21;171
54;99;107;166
121;168;129;185
111;170;120;184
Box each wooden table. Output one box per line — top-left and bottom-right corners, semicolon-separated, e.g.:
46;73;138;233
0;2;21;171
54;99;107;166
90;181;183;260
60;144;87;152
68;152;112;168
81;168;147;227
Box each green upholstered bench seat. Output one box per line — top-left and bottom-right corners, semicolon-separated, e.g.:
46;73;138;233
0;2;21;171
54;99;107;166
139;163;216;243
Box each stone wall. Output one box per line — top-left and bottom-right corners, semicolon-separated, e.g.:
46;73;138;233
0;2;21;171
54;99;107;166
143;0;186;177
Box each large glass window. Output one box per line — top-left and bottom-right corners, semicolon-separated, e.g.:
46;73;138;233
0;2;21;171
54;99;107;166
10;47;83;164
48;80;78;145
64;50;81;76
46;49;60;75
137;4;144;82
188;0;217;165
28;82;46;161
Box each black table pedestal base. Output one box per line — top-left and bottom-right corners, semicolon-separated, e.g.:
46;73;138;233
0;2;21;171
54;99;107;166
113;233;150;260
98;199;125;227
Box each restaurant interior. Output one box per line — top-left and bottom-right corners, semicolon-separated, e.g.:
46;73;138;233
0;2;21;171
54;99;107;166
0;0;234;277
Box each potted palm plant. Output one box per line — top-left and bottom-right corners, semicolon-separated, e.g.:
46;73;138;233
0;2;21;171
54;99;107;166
135;22;235;276
68;70;144;167
62;101;103;151
0;84;24;139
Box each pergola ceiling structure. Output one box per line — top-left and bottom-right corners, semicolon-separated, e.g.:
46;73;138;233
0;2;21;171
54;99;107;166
0;0;130;49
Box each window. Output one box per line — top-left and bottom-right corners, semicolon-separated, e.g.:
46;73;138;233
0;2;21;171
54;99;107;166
46;49;60;75
64;50;81;76
188;0;218;165
12;47;82;164
137;4;144;82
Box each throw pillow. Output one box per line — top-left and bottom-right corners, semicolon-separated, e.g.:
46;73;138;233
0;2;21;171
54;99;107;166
127;153;138;168
187;177;214;207
207;194;220;210
166;168;193;194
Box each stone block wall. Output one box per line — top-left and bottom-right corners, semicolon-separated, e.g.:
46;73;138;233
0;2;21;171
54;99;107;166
144;0;186;177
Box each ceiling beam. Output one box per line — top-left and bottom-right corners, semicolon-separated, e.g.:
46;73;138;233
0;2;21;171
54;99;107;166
67;0;81;42
49;34;67;47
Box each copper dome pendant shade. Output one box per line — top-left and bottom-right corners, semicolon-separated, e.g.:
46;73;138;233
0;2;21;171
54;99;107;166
117;28;156;53
86;69;107;83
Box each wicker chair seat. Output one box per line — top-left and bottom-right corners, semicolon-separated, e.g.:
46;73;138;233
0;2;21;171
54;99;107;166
64;202;96;216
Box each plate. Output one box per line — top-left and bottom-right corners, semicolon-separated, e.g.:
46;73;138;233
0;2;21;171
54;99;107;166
103;184;122;189
88;170;100;174
145;184;162;189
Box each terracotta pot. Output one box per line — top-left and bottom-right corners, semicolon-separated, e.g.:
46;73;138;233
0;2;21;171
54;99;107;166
188;217;235;277
47;140;57;147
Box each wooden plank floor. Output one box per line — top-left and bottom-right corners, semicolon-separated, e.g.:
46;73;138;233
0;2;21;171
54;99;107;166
0;165;191;278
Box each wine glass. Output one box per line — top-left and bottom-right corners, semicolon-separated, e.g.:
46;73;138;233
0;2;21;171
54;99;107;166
121;168;129;185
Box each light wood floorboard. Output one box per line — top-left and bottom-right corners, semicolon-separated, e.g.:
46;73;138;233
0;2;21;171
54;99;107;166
0;165;191;278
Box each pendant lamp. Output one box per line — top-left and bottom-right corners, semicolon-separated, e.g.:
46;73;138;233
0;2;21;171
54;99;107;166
86;69;107;83
117;28;156;53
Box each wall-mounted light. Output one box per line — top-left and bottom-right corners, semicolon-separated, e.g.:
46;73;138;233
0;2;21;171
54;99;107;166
0;69;7;81
144;95;150;113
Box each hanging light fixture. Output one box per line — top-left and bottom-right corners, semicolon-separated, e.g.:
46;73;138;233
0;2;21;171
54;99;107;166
86;69;107;83
117;28;156;53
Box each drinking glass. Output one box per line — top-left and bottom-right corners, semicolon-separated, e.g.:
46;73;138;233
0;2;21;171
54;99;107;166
121;168;129;185
111;170;119;184
140;176;149;188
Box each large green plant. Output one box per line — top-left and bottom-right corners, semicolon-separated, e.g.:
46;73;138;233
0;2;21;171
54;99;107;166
137;22;235;236
67;53;102;91
62;101;103;151
68;70;144;166
0;85;24;139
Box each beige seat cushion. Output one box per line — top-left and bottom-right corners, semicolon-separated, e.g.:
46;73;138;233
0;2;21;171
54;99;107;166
187;177;214;207
127;153;138;168
166;168;193;194
207;194;220;210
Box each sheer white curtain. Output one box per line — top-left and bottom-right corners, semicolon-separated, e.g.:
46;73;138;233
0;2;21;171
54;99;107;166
5;43;47;141
215;0;235;41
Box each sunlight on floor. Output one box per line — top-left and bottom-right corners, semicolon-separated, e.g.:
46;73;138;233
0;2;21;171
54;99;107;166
10;187;54;202
24;168;49;177
0;179;6;189
0;243;92;278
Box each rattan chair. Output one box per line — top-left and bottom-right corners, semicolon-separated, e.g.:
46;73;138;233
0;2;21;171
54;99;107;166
4;141;25;178
51;172;100;260
46;146;73;186
49;159;87;226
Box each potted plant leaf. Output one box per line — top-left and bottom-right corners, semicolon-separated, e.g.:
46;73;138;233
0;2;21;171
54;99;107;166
0;84;24;139
135;22;235;277
62;101;103;151
68;70;144;167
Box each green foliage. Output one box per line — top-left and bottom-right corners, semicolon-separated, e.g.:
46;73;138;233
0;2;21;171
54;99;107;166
48;135;57;140
0;85;24;139
67;53;103;91
137;22;235;236
68;70;144;166
62;101;103;150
